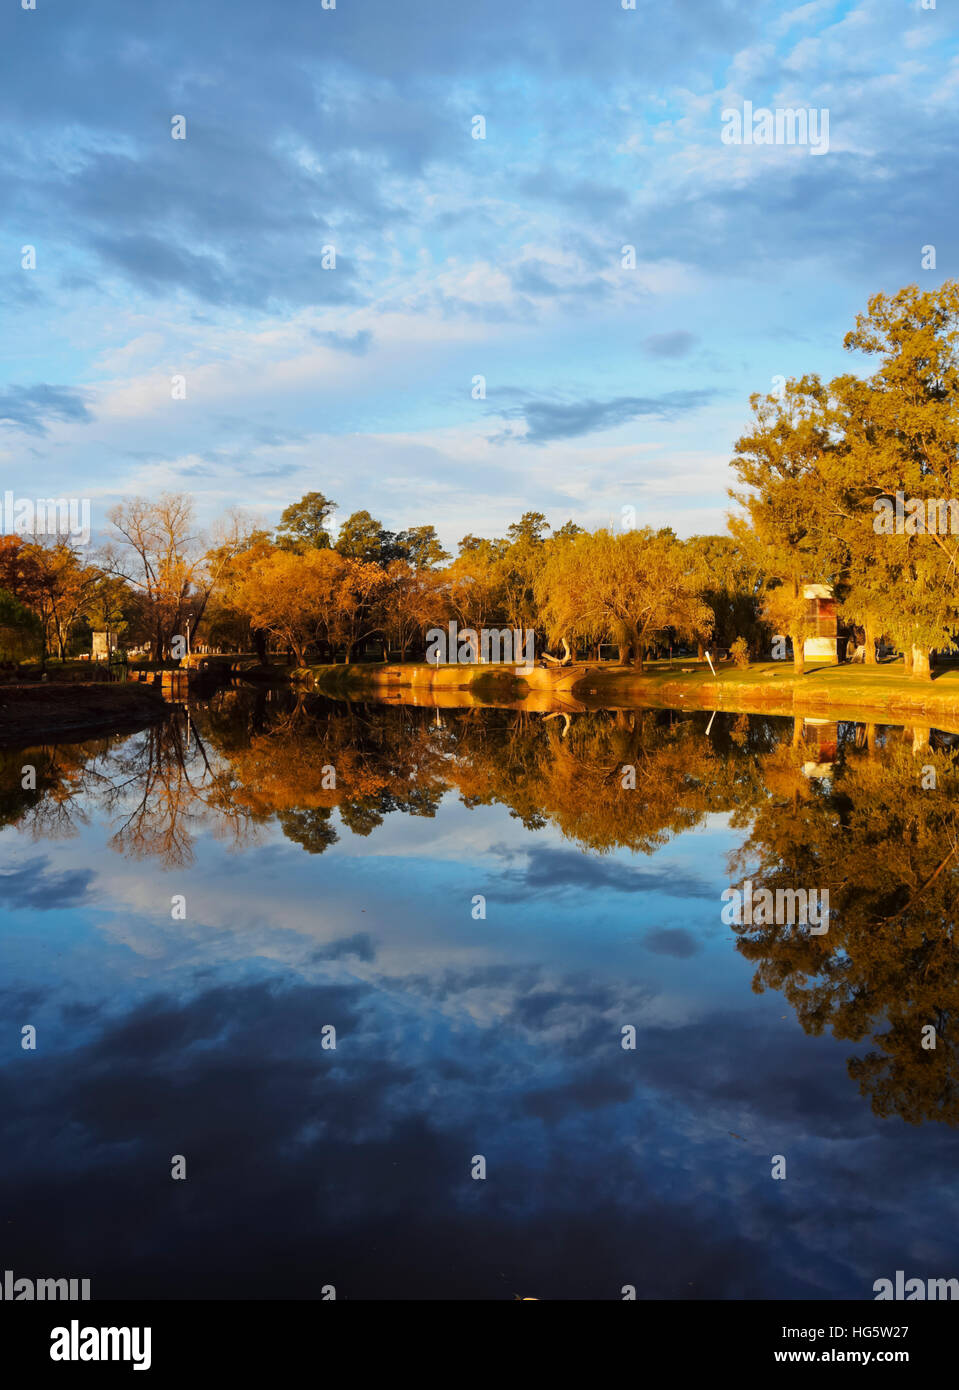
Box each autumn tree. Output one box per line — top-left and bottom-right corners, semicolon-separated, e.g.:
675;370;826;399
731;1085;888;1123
231;547;347;665
107;494;236;660
443;540;507;655
729;376;840;674
536;527;713;669
24;539;101;661
331;558;391;661
686;534;767;655
837;282;959;679
379;561;448;661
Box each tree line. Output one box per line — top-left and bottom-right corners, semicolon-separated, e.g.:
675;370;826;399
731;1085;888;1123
3;280;959;679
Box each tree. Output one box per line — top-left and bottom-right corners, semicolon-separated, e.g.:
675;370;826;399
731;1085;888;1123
275;492;337;551
837;282;959;679
394;525;451;570
379;562;447;661
331;558;391;661
0;588;42;662
506;511;549;546
335;510;402;565
232;547;348;665
553;520;584;542
107;494;231;661
685;534;766;655
728;376;838;674
203;528;275;656
0;535;44;607
537;528;713;669
443;542;507;655
25;539;101;661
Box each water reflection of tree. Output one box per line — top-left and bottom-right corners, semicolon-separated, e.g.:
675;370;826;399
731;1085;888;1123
731;730;959;1126
212;700;448;849
3;700;775;863
0;741;101;839
9;697;959;1125
1;714;257;868
451;707;770;852
101;716;254;867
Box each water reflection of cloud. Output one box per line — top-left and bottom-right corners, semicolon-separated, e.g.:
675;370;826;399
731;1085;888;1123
1;965;956;1300
487;845;716;900
643;927;702;958
0;856;94;910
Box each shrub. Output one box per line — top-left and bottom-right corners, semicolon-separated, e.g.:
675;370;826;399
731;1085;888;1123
730;636;750;668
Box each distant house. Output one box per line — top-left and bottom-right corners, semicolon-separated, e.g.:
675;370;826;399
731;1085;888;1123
802;584;838;664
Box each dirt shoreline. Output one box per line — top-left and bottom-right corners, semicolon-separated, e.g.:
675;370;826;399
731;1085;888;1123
0;682;167;744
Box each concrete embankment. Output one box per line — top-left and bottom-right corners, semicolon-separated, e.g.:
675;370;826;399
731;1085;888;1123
0;682;167;743
293;659;959;728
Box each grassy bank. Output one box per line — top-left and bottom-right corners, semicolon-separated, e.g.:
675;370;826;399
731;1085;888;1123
0;682;166;743
576;659;959;723
294;657;959;726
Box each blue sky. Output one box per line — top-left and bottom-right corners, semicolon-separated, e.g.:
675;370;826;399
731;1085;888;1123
1;0;957;548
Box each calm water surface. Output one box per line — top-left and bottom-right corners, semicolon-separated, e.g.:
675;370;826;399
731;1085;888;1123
1;690;957;1299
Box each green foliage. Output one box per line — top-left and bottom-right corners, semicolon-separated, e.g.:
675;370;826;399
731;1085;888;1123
276;492;337;550
0;587;42;661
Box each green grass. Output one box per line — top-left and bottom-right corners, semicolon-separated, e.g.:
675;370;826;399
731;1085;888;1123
579;657;959;722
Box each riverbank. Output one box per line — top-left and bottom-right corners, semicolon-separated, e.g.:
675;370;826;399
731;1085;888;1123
0;682;166;743
295;658;959;726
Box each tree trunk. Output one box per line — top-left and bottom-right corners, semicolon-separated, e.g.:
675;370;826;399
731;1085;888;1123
912;645;932;681
791;632;805;675
903;645;913;674
631;637;644;671
864;618;877;665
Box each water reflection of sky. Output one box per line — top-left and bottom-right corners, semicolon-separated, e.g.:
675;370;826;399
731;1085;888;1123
1;731;957;1300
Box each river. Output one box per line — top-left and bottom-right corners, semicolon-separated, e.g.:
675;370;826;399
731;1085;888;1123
1;688;956;1299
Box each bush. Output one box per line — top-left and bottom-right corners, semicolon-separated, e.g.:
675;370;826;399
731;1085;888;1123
730;637;750;668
